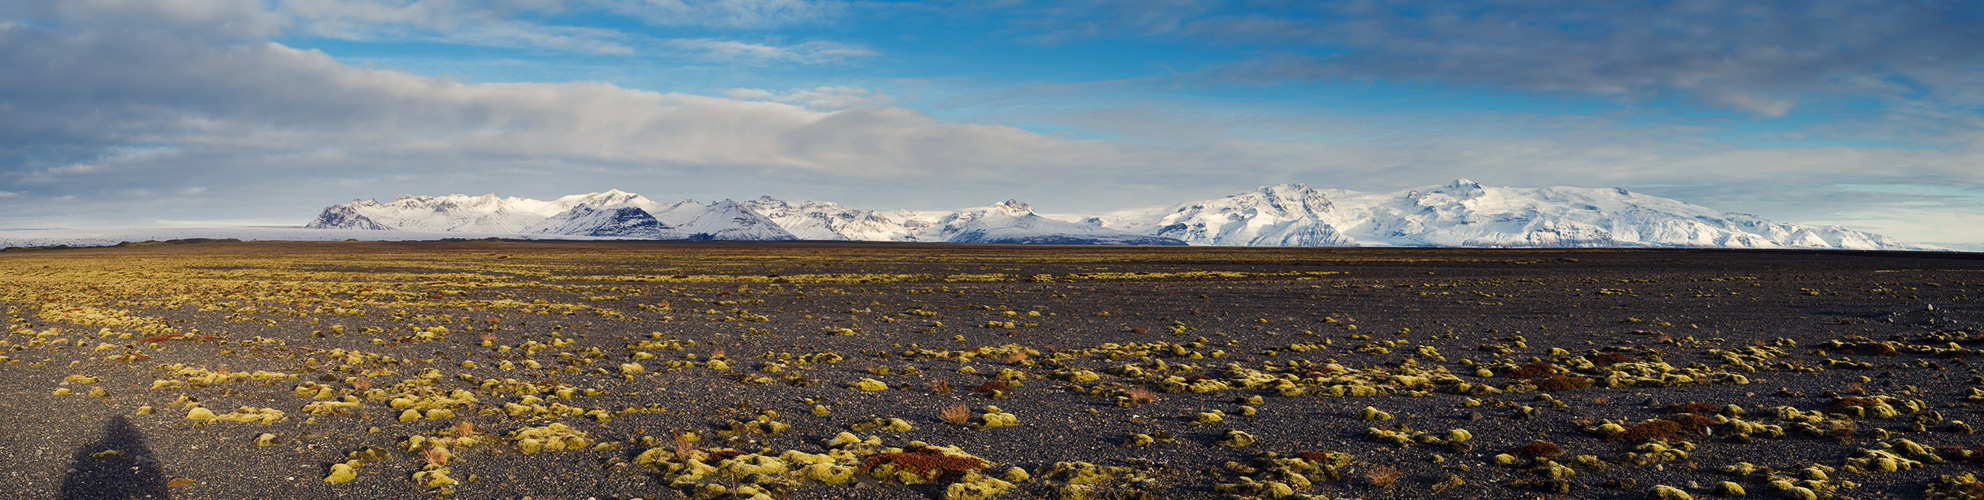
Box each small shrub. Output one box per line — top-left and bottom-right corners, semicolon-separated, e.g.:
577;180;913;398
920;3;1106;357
927;379;953;394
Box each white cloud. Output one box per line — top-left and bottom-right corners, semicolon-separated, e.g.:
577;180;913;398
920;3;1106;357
1027;1;1984;116
278;0;637;55
50;0;288;40
724;86;894;109
666;38;874;64
587;0;845;29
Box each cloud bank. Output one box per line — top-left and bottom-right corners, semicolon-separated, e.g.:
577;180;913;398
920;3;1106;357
0;0;1981;247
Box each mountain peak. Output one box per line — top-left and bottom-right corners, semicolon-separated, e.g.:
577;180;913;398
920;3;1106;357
995;199;1033;215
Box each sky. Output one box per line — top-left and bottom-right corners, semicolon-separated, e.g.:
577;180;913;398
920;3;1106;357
3;0;1983;249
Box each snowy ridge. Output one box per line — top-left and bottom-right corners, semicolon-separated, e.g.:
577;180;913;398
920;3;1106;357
928;200;1183;245
1087;180;1932;250
289;182;1937;249
0;227;618;249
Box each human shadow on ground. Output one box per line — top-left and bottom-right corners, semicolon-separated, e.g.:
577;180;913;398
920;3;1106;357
60;415;168;499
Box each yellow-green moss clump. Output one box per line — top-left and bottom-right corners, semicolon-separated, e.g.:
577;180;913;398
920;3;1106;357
852;378;889;391
184;405;285;424
1216;430;1256;448
507;423;591;454
975;406;1018;429
1647;484;1693;500
852;417;915;433
325;463;358;483
1715;481;1745;497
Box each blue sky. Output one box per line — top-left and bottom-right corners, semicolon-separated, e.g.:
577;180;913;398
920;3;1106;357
3;0;1983;248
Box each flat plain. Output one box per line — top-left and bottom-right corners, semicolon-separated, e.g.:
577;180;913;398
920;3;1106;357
1;240;1981;500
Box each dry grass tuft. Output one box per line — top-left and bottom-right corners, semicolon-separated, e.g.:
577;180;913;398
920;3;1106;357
670;430;695;461
1124;386;1159;406
942;404;971;425
421;447;452;466
1363;465;1401;488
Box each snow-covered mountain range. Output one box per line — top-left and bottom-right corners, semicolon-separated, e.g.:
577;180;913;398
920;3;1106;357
302;180;1936;250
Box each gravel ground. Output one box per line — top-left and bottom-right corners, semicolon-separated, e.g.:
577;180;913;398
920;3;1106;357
0;241;1980;499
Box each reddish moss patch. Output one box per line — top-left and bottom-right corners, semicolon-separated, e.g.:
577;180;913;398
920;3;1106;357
1850;343;1900;356
1829;397;1880;413
860;446;989;480
969;380;1009;393
1610;419;1706;443
1666;414;1718;429
1937;445;1984;466
1507;441;1565;458
1506;362;1558;378
1532;375;1592;392
1656;402;1718;414
1590;353;1636;367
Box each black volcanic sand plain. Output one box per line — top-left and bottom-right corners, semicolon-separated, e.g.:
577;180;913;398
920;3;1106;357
1;241;1982;500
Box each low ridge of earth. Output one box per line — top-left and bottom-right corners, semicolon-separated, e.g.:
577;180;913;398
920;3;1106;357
0;240;1980;499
